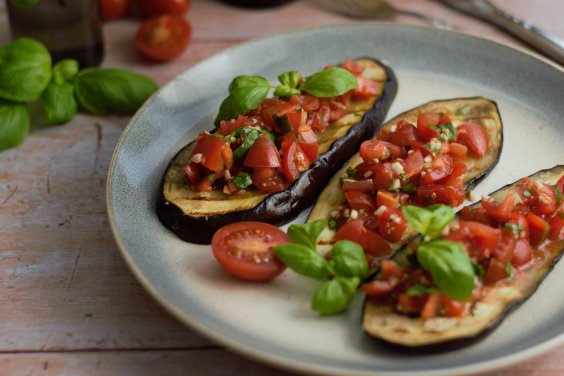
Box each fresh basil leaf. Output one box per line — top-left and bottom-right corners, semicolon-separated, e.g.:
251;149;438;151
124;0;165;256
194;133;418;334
278;70;300;89
74;68;158;115
0;37;52;102
10;0;41;6
405;283;437;297
41;82;77;125
232;172;252;189
329;240;368;279
472;261;485;279
0;99;30;151
216;84;270;123
553;184;563;205
417;240;475;301
216;95;238;124
299;67;357;98
287;219;328;250
273;243;330;280
455;104;470;116
232;128;260;160
346;167;357;177
229;75;270;92
402;204;455;239
53;59;79;85
273;85;300;98
438;122;456;142
311;276;359;315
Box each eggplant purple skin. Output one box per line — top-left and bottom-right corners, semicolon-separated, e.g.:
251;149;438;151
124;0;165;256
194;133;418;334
156;58;398;244
362;165;564;352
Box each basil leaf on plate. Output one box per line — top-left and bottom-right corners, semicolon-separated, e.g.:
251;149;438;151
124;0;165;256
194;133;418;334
329;240;368;279
402;204;455;240
311;276;360;315
0;37;52;102
416;239;475;301
74;68;158;115
0;99;30;151
299;67;357;98
287;219;327;250
273;243;330;280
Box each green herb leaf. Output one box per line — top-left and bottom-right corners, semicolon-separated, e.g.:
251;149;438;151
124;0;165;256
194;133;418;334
273;243;330;280
401;205;455;240
311;277;360;315
74;68;158;115
0;37;52;102
553;184;563;205
216;75;271;123
0;99;30;151
274;85;300;98
232;172;252;189
232;128;260;160
41;82;77;125
229;75;270;93
417;240;475;301
287;219;327;250
505;262;513;277
299;67;357;98
346;167;357;177
438;122;456;142
455;104;470;116
329;240;368;279
405;284;438;297
278;70;300;88
53;59;79;85
472;262;485;279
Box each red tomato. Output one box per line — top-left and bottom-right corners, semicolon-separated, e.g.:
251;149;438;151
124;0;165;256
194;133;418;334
373;162;393;191
281;141;310;183
441;295;466;317
192;133;232;172
361;280;394;296
518;179;557;215
251;168;286;194
447;142;468;158
557;176;564;194
460;206;490;225
483;259;508;286
387;120;417;146
506;212;529;240
416;113;440;141
378;207;407;242
344;191;376;213
549;216;564;240
421;293;441;319
289;94;319;112
380;259;405;279
138;0;191;16
416;184;466;206
341;59;364;75
455;122;488;158
420;155;453;185
218;115;248;136
243;135;281;168
100;0;130;21
447;220;501;259
335;220;391;257
403;150;423;178
211;222;288;281
310;100;330;132
482;194;515;222
360;139;390;161
135;16;191;61
353;77;380;99
511;239;533;267
376;190;399;209
527;212;550;246
341;179;374;193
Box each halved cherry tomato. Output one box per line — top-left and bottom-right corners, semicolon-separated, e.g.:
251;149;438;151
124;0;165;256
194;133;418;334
344;190;376;213
387;120;417;146
527;212;550;246
335;220;391;256
281;141;310;183
251;168;286;194
420;155;453;185
416;184;466;206
211;222;288;281
456;122;488;158
135;16;191;61
403;150;423;178
192;133;232;172
360;139;390;161
378;207;407;242
482;194;515;222
138;0;191;16
243;135;281;168
100;0;130;21
416;113;440;141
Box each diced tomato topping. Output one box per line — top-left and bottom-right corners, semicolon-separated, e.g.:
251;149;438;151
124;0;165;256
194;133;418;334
447;142;468;158
416;184;466;206
341;59;364;75
548;216;564;240
373;162;393;191
251;167;286;194
353;77;380;99
447;220;501;259
218;115;249;136
505;212;529;240
557;176;564;194
360;139;391;161
511;239;533;267
290;94;320;112
376;190;399;209
192;133;233;172
421;293;441;319
456;122;488;158
341;179;374;193
286;110;307;132
380;259;405;279
387;120;417;146
518;179;557;215
344;190;376;213
378;207;407;242
416;113;440;141
403;150;424;178
441;295;467;317
526;212;550;246
243;135;281;168
335;220;391;257
483;259;509;286
441;158;467;188
281;141;310;183
420;155;453;185
361;280;395;296
482;194;515;222
310;100;331;132
460;206;490;224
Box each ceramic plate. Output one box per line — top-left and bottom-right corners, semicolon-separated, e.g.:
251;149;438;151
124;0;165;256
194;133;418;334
107;24;564;375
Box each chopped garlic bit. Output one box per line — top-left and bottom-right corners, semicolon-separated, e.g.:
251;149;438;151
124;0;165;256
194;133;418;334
223;185;231;194
391;162;404;175
389;124;398;132
424;155;433;163
350;209;359;220
468;190;479;202
391;179;401;190
374;205;388;216
224;169;232;180
191;153;203;163
389;213;402;224
364;170;373;178
407;149;414;154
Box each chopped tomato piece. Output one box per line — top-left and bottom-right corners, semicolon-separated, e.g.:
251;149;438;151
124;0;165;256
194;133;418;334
192;133;232;172
420;155;453;185
310;100;330;132
286;110;307;132
353;77;380;99
378;207;407;242
549;216;564;240
328;99;348;121
456;122;488;157
512;239;533;267
416;184;466;206
527;212;550;246
341;179;374;193
360;139;391;161
376;190;399;209
218;115;248;136
380;259;405;279
482;194;515;222
460;206;490;224
251;168;286;194
373;162;393;191
506;212;529;240
281;141;310;183
518;179;557;215
243;135;281;168
341;59;364;75
447;142;468;158
421;293;441;319
344;190;376;213
483;259;509;286
441;158;467;188
441;295;467;317
403;150;424;178
335;220;391;257
416;113;440;141
387;120;417;147
447;220;501;259
361;280;394;296
290;94;319;112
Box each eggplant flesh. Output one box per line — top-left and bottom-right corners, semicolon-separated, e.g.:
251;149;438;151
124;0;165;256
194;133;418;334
362;165;564;348
307;97;503;254
157;58;398;244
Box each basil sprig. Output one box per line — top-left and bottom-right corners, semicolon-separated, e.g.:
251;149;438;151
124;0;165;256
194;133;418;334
273;220;368;315
215;67;357;124
0;99;30;151
402;205;476;302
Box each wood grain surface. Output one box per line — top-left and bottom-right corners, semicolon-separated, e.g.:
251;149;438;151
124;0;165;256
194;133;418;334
0;0;563;375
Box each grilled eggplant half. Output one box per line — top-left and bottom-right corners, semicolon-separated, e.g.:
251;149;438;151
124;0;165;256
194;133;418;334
307;97;503;256
362;165;564;348
157;58;398;244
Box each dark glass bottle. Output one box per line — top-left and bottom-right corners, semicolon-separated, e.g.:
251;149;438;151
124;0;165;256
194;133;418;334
6;0;104;68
